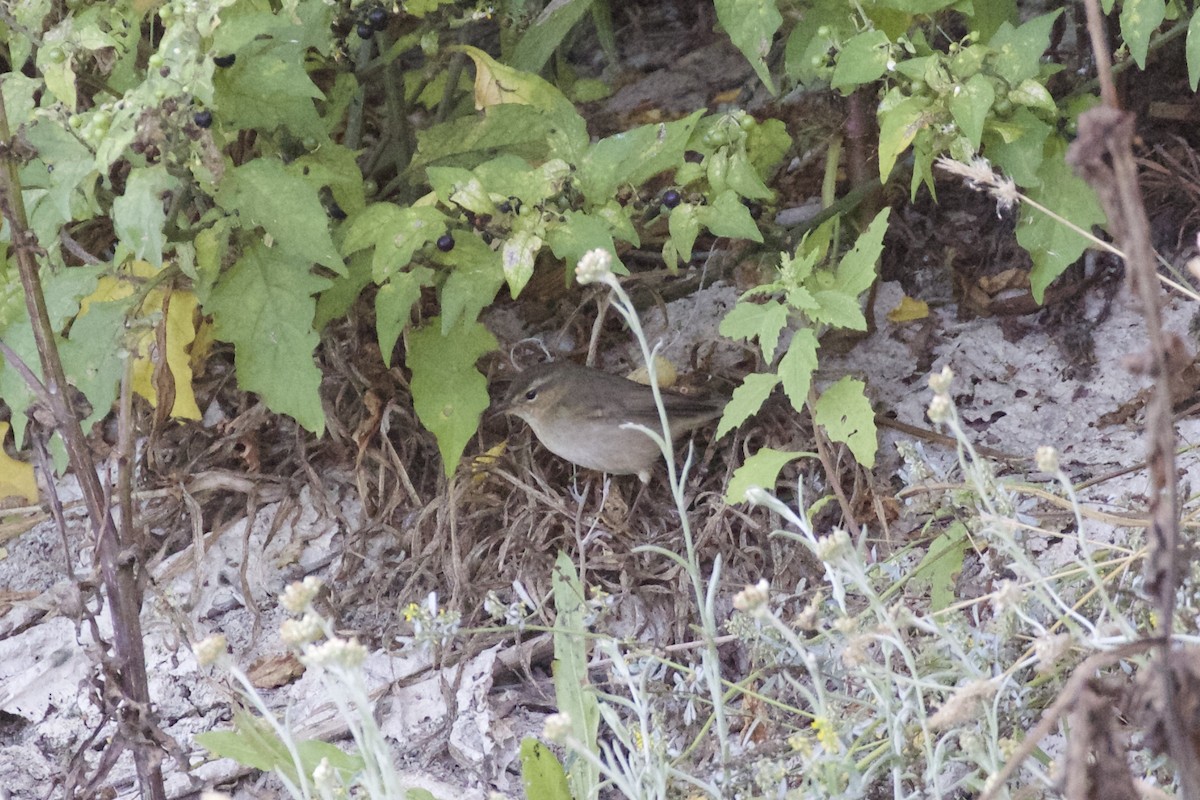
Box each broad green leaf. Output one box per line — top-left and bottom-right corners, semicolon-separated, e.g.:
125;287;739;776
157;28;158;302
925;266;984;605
667;204;701;265
215;158;344;274
714;0;782;94
873;0;956;11
1189;10;1200;90
20;120;97;246
550;553;600;800
438;236;505;332
725;149;774;200
520;738;571;800
576;111;704;203
113;165;178;268
813;377;876;466
408;317;497;476
427;166;495;215
1008;79;1056;114
716;372;779;439
212;37;327;140
341;203;447;283
910;522;970;612
208;243;330;434
1019;137;1105;302
726;447;811;504
546;212;624;275
511;0;596;74
697;191;763;241
779;329;819;411
501;228;542;298
412;104;563;169
809;290;867;330
971;0;1018;40
831;29;892;93
475;156;571;206
293;144;366;217
988;11;1062;86
376;267;434;367
947;73;995;151
982;108;1050;186
1120;0;1166;69
60;299;130;428
316;250;373;330
877;95;932;182
196;710;362;786
719;300;789;362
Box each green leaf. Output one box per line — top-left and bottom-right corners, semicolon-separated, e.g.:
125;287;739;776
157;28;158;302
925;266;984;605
501;227;542;298
1018;137;1105;302
667;204;701;264
725;148;774;200
1188;10;1200;90
376;267;434;367
834;208;890;296
909;522;970;612
511;0;596;74
208;243;330;434
20;120;97;246
988;10;1062;86
1120;0;1166;69
293;144;367;217
696;190;763;241
809;289;867;330
407;317;496;476
196;710;362;786
714;0;782;94
778;329;818;411
520;738;572;800
550;553;600;800
216;158;344;274
412;104;563;170
316;250;373;330
720;299;789;362
982;108;1050;186
726;447;811;504
112;165;178;268
877;95;932;182
439;235;506;332
576;111;704;203
60;299;130;428
427;166;496;215
1007;78;1056;114
716;372;779;439
546;212;625;275
341;204;448;284
831;29;892;93
212;36;328;140
947;73;995;151
813;377;876;467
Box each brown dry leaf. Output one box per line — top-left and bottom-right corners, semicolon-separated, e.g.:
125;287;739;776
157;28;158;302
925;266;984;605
247;653;304;689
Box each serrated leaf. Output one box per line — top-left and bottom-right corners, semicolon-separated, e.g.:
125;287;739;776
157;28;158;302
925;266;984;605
720;299;789;362
714;0;782;94
113;165;178;268
407;317;497;476
716;372;779;439
726;447;810;504
376;267;433;367
779;329;818;411
216;158;344;274
208;243;330;434
809;290;867;330
989;10;1062;86
0;422;37;503
341;203;447;283
550;553;600;800
835;207;890;297
813;377;876;466
520;738;572;800
438;235;505;332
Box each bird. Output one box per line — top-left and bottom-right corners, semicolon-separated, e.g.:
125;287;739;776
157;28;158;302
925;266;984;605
496;361;726;483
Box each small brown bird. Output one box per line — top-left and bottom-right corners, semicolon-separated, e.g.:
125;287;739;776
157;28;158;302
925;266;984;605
497;361;726;482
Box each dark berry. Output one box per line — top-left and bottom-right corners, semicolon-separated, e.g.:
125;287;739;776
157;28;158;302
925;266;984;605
497;200;512;214
213;54;236;68
662;189;682;209
193;109;213;129
328;202;347;220
368;7;388;30
436;233;455;252
356;22;374;39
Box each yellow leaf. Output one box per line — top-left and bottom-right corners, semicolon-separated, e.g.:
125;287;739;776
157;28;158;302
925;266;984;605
454;45;547;110
625;355;678;388
471;441;507;484
131;290;202;420
0;423;37;504
887;295;930;323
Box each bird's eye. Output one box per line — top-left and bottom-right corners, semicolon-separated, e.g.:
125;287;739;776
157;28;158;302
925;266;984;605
524;389;538;401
